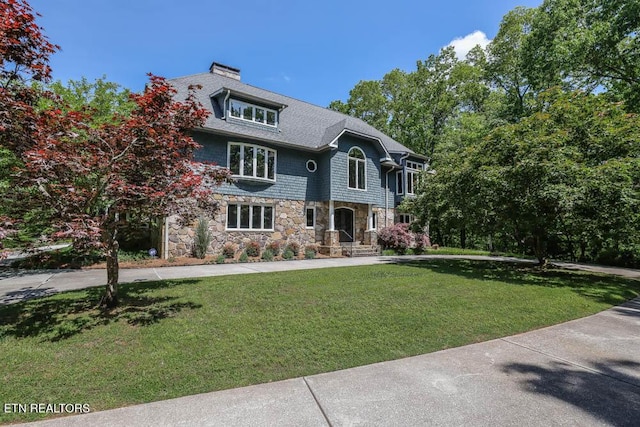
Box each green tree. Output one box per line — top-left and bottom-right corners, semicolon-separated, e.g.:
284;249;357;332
328;79;389;133
486;6;537;121
42;76;136;124
524;0;640;110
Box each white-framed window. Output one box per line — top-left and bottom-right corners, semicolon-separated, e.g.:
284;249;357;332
305;206;315;229
306;159;317;173
227;204;274;230
398;214;413;224
228;142;276;181
405;161;424;195
396;171;404;195
229;99;277;127
407;170;420;195
348;147;366;190
406;160;424;171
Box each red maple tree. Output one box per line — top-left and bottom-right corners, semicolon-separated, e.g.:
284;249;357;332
1;1;231;305
1;0;59;258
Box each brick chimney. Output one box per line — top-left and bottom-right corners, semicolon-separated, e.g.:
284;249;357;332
209;62;241;80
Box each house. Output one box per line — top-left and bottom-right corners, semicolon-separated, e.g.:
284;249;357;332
160;62;427;258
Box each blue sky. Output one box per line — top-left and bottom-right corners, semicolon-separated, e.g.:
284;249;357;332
29;0;541;107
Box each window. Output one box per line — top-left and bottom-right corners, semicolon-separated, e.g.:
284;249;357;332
405;161;424;195
229;99;278;127
407;170;420;194
306;207;315;228
229;143;276;181
306;160;317;173
398;214;412;224
396;171;403;195
348;147;366;190
227;204;274;230
406;160;424;171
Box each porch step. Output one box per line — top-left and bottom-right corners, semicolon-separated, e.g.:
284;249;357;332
341;245;380;257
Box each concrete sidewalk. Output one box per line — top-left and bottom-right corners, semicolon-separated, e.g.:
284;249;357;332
15;297;640;426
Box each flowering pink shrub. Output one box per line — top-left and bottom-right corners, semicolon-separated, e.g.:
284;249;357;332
378;223;412;252
414;233;432;253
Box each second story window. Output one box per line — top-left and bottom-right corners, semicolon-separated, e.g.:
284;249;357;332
348;147;366;190
229;99;277;127
406;161;424;195
229;142;276;181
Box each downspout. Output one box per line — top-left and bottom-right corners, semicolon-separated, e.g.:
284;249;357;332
399;152;410;196
222;89;231;119
385;169;391;228
164;217;169;260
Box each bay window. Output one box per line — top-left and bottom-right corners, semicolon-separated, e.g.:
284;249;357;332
228;142;276;181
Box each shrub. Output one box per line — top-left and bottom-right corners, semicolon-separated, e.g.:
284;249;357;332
192;216;212;259
304;249;316;260
222;242;236;259
286;241;300;256
378;223;412;253
305;244;319;255
239;251;249;263
414;233;431;254
215;254;226;264
282;249;294;260
261;249;274;261
266;241;281;256
245;241;260;257
382;249;396;256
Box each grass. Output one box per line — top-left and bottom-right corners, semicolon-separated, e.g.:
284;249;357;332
382;247;491;256
1;259;639;423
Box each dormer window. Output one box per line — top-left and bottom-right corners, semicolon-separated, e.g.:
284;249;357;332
229;99;277;127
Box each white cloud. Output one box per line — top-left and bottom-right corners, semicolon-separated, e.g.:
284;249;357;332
447;31;490;60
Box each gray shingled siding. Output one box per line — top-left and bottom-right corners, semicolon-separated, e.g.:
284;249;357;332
316;150;332;201
193;131;404;208
194;132;324;201
329;135;383;205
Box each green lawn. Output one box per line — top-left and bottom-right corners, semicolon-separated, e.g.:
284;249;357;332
1;259;638;423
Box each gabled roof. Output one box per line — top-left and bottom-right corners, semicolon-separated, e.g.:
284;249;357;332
168;72;417;157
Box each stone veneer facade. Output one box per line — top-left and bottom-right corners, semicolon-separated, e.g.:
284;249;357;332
165;195;395;258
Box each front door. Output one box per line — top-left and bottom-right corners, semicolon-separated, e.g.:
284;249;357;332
335;208;354;242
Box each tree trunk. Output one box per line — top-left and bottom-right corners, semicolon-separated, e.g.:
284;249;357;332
533;235;547;267
460;226;466;249
101;228;120;308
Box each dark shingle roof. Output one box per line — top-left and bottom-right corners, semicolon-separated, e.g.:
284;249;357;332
169;72;415;156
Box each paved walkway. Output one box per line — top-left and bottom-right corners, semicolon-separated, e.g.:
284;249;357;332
2;254;639;305
3;256;640;426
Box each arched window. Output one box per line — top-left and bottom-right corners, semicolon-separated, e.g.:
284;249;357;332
348;147;366;190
